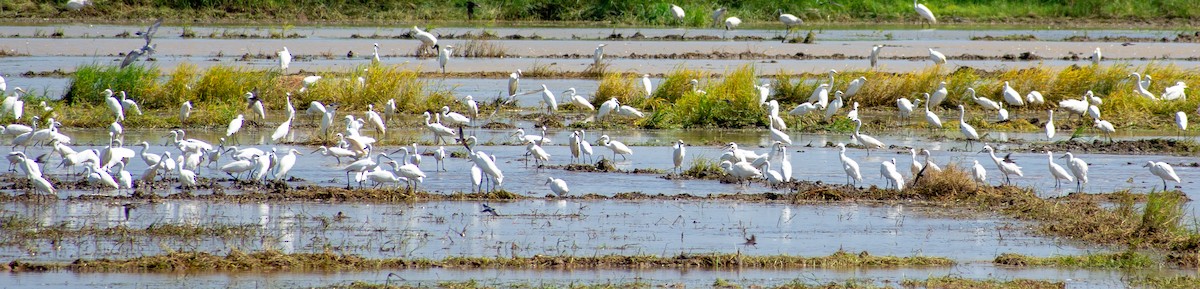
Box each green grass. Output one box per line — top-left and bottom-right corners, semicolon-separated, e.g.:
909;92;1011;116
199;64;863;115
56;62;451;127
648;64;764;128
993;251;1155;269
7;0;1200;26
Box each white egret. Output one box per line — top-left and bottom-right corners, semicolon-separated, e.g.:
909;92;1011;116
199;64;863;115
846;102;860;121
1061;152;1089;192
1093;118;1115;141
563;88;594;111
669;4;685;24
470;163;483;192
1002;81;1025;107
672;140;686;174
844;76;866;98
881;159;904;191
462;95;479;121
593;44;606;66
617;105;644;118
539;84;558;113
789;102;818;116
957;105;980;147
119;91;142;116
756;82;771;105
836;143;863;186
1091;47;1101;65
524;139;550;167
437;45;453;73
779;145;792;182
1043;110;1056;140
1082;97;1100;120
776;10;802;41
1177;111;1188;132
769;121;792;145
225;114;244;138
597;98;618;119
1026;91;1045;105
1144;161;1181;190
441;106;470;127
767;100;787;130
870;45;883;68
252;152;273;181
1131;73;1156;100
929;81;948;108
966;88;999;110
723;17;741;32
179;101;192;124
372;43;381;62
906;148;923;177
433;146;447;171
1163;82;1187;101
278;47;291;72
104;89;125;121
897;97;917;121
852;118;884;155
1059;94;1088;118
511;128;550;144
914;0;937;25
824;91;844;121
342;153;393;188
928;48;946;65
917;149;941;174
761;160;784;188
246;92;265;121
578;130;594;163
508;70;522;98
300;75;321;93
997;102;1010;122
808;83;831;109
546;177;570;196
719;160;762;185
640;74;653;97
980;145;1023;184
412;26;439;54
28;173;54;195
313;146;356;164
220;154;257;180
391;150;427;189
1046;151;1074;189
711;7;726;27
971;160;988;184
598;134;632;160
423;111;456;145
363;105;385;134
274;149;300;180
923;93;943;129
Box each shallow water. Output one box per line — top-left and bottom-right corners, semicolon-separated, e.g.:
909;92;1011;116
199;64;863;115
3;23;1200;288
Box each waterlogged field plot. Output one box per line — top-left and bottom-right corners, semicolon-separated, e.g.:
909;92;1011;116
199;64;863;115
4;19;1200;289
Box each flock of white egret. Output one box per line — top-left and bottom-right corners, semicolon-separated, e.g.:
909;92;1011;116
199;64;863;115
0;1;1190;198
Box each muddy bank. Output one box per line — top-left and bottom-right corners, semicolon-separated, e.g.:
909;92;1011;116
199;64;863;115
4;249;952;273
1030;139;1200;156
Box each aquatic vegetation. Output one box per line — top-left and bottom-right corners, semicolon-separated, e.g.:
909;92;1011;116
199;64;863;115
993;251;1154;269
5;250;952;272
650;64;764;128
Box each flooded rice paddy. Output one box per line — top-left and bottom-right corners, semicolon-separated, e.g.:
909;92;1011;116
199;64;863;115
2;23;1200;288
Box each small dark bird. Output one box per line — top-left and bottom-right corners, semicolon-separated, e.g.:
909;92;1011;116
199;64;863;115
1003;153;1017;164
481;203;499;216
742;234;757;246
122;203;138;220
466;1;478;20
